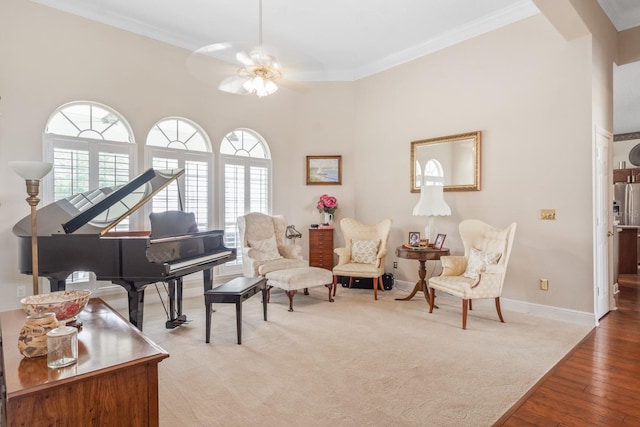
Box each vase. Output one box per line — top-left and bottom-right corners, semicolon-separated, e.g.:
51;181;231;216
323;212;333;225
18;312;59;358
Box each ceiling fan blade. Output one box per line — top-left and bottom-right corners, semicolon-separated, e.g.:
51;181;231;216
218;75;252;95
236;50;256;67
194;42;232;55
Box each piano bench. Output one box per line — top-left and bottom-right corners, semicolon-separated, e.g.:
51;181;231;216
204;277;268;345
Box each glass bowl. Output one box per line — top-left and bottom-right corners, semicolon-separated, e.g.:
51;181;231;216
21;290;91;322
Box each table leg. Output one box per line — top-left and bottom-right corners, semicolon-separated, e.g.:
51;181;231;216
262;285;268;321
396;259;427;301
395;260;438;308
235;299;242;345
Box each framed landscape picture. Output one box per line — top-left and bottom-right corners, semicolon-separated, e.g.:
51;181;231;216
306;155;342;185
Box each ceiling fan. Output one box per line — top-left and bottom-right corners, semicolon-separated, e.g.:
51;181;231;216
192;0;282;97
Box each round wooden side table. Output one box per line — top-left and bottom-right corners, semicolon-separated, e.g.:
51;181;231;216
395;246;450;302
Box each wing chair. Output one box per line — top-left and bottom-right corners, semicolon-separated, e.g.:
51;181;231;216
237;212;308;278
428;219;517;329
332;217;392;300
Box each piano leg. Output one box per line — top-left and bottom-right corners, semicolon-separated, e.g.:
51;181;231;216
48;278;67;292
168;279;176;318
126;287;145;331
165;278;187;329
177;278;183;318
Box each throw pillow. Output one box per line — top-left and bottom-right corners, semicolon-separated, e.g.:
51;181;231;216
351;239;380;264
248;236;282;262
462;248;501;280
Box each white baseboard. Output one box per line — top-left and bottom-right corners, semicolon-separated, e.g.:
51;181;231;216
394;279;595;327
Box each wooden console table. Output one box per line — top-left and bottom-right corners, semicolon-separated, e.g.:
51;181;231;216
395;246;450;302
0;298;169;426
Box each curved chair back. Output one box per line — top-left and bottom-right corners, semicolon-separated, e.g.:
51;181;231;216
238;212;288;248
459;219;517;289
339;217;392;265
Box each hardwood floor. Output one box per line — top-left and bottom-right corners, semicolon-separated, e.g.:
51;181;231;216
494;275;640;426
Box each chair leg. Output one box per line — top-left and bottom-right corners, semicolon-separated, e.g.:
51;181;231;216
462;299;469;330
285;290;297;312
325;284;335;302
332;275;338;297
469;299;473;311
495;297;505;323
428;288;435;313
373;277;378;300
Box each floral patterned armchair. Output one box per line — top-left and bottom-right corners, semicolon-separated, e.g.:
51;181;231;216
238;212;308;278
428;219;517;329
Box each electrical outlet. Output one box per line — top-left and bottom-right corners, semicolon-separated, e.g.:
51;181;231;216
393;261;398;269
17;285;26;298
539;279;549;291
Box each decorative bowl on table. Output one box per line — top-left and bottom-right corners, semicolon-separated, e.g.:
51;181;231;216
20;290;91;322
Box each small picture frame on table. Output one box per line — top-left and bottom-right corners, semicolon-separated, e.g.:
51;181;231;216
419;238;429;247
433;233;447;250
408;231;420;247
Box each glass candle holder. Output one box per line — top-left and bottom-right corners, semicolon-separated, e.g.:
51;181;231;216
47;324;78;368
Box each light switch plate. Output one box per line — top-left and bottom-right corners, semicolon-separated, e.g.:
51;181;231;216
540;209;556;220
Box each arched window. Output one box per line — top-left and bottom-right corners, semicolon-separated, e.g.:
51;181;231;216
219;129;272;272
146;117;212;230
44;102;135;203
43;101;135;286
414;160;423;188
423;159;445;186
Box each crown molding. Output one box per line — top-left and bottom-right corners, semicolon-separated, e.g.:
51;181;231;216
351;1;540;81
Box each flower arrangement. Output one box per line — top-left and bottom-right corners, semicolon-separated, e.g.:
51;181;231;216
317;194;338;214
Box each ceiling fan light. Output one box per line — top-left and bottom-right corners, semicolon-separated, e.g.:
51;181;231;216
264;79;278;95
253;75;265;92
243;78;255;93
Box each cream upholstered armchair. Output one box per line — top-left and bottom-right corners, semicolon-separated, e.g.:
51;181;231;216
428;219;517;329
238;212;308;278
332;218;392;300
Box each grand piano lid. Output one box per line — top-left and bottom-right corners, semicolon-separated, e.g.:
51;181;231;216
13;168;185;237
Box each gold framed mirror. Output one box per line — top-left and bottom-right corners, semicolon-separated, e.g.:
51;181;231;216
410;131;481;192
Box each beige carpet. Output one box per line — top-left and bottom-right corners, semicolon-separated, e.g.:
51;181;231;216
136;286;592;427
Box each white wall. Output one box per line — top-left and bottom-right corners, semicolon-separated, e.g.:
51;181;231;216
0;0;605;316
353;14;595;312
0;0;355;310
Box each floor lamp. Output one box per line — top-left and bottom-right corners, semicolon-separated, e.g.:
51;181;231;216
412;183;451;243
10;161;53;296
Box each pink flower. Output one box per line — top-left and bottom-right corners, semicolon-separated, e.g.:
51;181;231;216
317;194;338;214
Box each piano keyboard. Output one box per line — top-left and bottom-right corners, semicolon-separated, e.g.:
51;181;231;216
167;250;233;273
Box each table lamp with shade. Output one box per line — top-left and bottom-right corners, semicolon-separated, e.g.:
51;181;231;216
412;183;451;243
10;161;53;295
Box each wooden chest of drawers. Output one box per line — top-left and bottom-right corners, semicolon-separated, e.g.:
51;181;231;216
309;228;334;270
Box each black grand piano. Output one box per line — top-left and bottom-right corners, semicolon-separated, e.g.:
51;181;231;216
13;168;236;330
